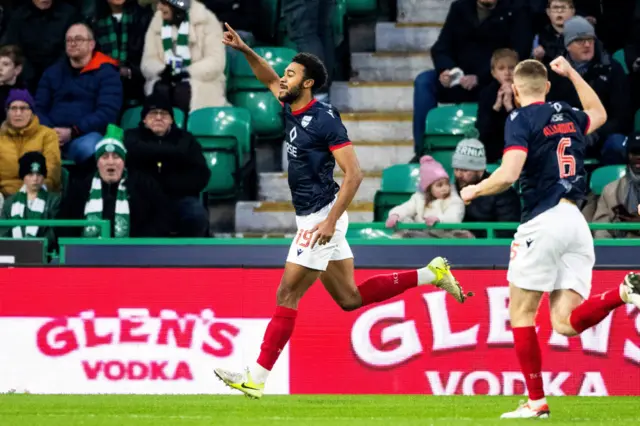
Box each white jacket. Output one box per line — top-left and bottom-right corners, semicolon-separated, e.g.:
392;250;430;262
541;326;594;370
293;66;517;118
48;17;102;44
388;191;465;224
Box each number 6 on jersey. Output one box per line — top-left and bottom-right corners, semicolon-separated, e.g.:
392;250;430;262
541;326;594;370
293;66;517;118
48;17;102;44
557;137;576;178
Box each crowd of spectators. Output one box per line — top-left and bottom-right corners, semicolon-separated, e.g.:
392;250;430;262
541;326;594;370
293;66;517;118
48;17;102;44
401;0;640;239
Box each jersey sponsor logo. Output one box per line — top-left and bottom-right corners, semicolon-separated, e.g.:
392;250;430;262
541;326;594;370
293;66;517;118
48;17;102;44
543;122;576;137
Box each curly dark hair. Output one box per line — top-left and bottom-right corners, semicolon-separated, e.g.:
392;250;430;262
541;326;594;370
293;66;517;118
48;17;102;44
292;52;328;93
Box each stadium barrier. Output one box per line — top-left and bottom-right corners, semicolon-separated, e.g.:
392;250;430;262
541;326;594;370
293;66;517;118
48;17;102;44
0;267;638;395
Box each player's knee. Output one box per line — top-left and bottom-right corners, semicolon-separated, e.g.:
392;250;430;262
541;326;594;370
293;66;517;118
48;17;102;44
336;296;360;312
275;284;302;308
551;314;578;337
508;302;537;327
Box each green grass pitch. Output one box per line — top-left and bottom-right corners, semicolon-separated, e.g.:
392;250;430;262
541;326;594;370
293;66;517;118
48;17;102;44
0;395;637;425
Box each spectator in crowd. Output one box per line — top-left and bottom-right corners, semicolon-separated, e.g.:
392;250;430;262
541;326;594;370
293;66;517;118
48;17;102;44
623;1;640;112
0;44;26;124
547;16;632;165
591;132;640;238
57;125;171;238
202;0;257;40
385;156;467;238
281;0;334;101
0;151;60;248
36;22;123;165
532;0;575;64
412;0;532;159
124;93;210;237
451;139;521;238
92;0;153;107
576;0;636;55
0;89;61;197
141;0;227;114
476;48;518;163
1;0;80;93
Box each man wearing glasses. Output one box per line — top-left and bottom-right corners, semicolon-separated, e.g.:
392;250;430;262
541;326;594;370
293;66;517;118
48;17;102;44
546;16;632;166
35;22;123;166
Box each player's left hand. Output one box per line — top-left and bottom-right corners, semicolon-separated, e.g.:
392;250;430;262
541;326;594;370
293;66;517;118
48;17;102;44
310;219;336;248
460;184;479;205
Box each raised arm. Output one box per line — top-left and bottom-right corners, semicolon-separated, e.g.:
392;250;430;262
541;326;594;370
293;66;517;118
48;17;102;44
550;56;607;134
222;23;281;98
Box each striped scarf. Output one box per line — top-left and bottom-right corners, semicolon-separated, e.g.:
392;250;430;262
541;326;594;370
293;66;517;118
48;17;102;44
83;173;130;238
11;185;47;239
96;12;132;63
161;15;191;72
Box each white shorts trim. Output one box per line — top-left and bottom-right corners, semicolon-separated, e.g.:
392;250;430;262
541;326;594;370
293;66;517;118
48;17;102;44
286;199;353;271
507;202;594;299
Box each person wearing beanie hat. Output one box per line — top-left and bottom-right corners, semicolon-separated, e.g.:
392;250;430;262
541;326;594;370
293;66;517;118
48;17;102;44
590;131;640;239
0;88;61;196
0;151;60;247
142;0;228;114
547;15;631;165
125;94;210;237
141;91;175;124
386;155;465;229
56;125;172;239
452;138;521;239
452;138;487;172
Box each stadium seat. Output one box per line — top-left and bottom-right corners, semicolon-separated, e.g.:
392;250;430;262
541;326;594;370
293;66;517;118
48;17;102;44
381;164;420;192
229;47;296;91
486;163;500;173
347;0;377;15
374;191;414;222
612;49;629;75
430;150;455;178
120;106;185;130
334;0;347;46
228;91;284;137
635;109;640;131
424;103;479;151
589;165;626;195
259;0;280;41
187;107;253;196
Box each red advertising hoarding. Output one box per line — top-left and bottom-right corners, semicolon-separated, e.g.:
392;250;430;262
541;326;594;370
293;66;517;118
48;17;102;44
0;268;638;395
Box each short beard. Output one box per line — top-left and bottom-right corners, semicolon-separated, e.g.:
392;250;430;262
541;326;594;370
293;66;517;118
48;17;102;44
278;83;303;104
477;0;496;10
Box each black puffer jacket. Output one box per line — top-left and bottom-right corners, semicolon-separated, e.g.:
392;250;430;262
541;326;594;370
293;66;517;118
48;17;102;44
124;125;210;198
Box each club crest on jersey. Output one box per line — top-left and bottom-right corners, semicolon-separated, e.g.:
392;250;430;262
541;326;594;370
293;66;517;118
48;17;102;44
301;116;312;128
326;110;334;118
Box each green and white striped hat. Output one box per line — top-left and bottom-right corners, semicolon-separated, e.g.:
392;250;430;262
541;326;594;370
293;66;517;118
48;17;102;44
95;124;127;160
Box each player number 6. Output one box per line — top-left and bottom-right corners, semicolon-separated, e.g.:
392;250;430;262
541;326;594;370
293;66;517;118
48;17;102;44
557;137;576;178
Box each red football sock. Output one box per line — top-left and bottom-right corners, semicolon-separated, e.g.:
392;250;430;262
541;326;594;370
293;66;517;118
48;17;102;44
513;326;545;401
256;306;297;371
357;271;418;306
569;287;625;333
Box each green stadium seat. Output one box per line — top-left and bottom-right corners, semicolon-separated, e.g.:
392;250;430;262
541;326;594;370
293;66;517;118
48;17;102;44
486;163;500;173
259;0;280;40
347;0;377;15
635;109;640;131
334;0;347;46
424;103;479;151
612;49;629;74
120;106;185;130
187;107;253;196
589;165;626;196
374;191;414;222
430;150;455;178
228;91;284;137
381;164;420;192
229;47;296;91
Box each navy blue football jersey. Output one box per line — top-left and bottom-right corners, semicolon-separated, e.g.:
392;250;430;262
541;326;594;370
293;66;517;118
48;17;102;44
504;101;591;223
284;99;351;215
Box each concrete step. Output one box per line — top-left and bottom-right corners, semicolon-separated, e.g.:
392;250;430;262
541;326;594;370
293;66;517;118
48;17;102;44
259;171;382;202
341;112;413;142
375;22;442;52
397;0;453;24
330;81;413;112
351;51;433;82
235;201;374;233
